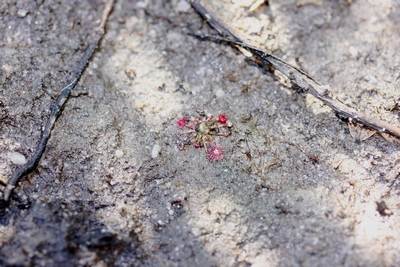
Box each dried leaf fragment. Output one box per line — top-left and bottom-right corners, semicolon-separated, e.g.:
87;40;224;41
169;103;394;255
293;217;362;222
348;122;377;143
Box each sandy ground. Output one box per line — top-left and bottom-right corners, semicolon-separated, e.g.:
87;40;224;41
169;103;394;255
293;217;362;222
1;0;400;266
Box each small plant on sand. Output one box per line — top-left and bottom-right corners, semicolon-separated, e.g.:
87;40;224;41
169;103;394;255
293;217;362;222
176;108;233;161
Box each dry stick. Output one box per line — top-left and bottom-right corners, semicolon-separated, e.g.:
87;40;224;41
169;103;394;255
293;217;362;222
281;141;319;163
2;0;115;203
189;0;400;140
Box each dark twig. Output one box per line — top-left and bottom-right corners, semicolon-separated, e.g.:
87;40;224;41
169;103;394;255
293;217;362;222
281;141;319;163
2;0;115;203
188;0;400;140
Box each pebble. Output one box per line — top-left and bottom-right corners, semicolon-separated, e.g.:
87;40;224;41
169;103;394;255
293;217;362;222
151;144;161;158
17;9;28;18
115;149;124;158
215;89;225;99
148;29;157;39
368;75;377;85
9;152;27;165
2;64;12;72
136;1;148;8
349;46;358;58
176;0;191;13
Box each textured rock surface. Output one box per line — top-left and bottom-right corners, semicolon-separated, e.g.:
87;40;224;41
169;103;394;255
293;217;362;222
1;0;400;266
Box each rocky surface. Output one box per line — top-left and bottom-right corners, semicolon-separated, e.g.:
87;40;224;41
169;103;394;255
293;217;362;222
1;0;400;266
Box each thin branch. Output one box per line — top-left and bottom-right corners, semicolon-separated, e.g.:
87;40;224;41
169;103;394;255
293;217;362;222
281;140;319;163
188;0;400;139
2;0;115;203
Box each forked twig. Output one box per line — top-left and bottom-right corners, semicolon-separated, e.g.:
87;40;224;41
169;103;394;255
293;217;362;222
2;0;115;203
188;0;400;139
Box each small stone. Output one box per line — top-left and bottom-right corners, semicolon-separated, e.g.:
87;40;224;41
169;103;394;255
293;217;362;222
136;1;148;8
17;9;28;18
151;144;161;158
115;149;124;158
176;0;191;13
2;64;13;72
367;75;377;85
349;46;358;58
215;89;225;99
9;152;27;165
148;29;157;39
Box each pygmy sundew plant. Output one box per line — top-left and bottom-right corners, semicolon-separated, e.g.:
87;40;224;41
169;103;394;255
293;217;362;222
176;108;233;160
207;143;225;161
